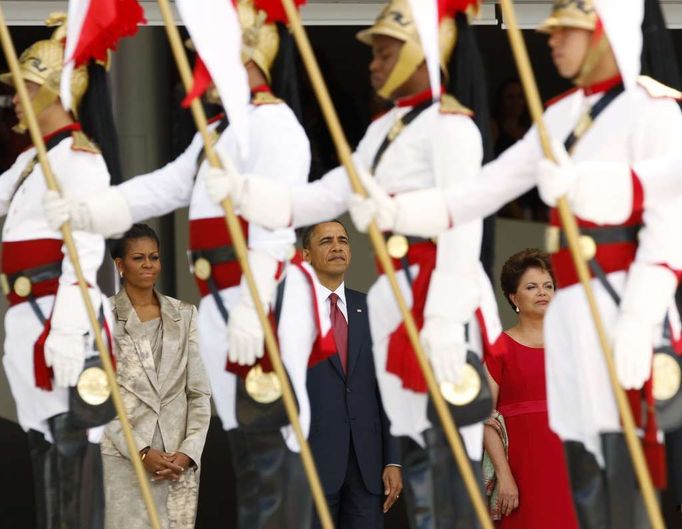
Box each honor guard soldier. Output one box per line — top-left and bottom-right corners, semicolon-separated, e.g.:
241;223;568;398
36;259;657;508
43;2;326;527
350;0;682;527
201;1;504;527
0;14;121;529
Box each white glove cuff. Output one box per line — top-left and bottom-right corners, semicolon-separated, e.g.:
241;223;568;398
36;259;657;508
424;270;480;324
83;187;134;238
51;284;102;333
620;262;678;324
572;161;632;225
394;188;451;238
239;249;281;308
240;176;292;231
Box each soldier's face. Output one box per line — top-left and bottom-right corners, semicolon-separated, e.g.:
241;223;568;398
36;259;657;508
369;35;403;93
116;237;161;290
303;222;352;279
12;80;40;123
548;27;592;79
509;267;555;317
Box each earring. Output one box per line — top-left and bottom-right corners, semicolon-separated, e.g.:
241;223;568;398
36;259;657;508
119;271;124;279
514;305;520;313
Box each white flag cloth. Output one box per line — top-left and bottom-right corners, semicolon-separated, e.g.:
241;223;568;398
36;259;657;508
60;0;91;111
176;0;251;158
408;0;441;100
594;0;644;90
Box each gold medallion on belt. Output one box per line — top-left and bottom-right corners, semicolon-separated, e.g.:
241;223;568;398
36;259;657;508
76;366;111;405
386;234;409;259
13;276;32;297
439;363;481;406
194;257;212;281
544;226;596;260
652;352;681;402
245;364;282;404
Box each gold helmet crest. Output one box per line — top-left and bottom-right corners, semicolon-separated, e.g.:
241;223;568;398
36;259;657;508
0;13;89;133
237;0;280;83
357;0;477;100
537;0;598;33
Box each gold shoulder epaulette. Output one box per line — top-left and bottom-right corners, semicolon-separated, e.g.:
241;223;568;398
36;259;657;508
252;91;283;106
71;130;101;154
637;75;682;101
439;94;473;116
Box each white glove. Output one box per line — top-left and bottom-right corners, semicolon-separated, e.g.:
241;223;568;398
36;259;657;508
42;188;132;237
202;148;246;206
227;302;264;366
537;141;576;207
45;331;87;387
227;249;280;367
421;317;467;384
44;285;101;388
348;170;397;233
613;263;678;389
42;190;90;231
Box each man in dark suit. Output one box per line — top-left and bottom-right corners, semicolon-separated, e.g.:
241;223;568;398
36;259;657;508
302;220;402;529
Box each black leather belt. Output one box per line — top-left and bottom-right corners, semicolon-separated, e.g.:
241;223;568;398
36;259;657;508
547;225;641;255
1;261;62;324
546;225;641;303
189;246;238;323
191;246;237;267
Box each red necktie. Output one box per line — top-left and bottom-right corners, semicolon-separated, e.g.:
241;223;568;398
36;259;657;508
329;293;348;374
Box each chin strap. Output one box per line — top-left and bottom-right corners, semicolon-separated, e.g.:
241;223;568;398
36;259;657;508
572;22;611;88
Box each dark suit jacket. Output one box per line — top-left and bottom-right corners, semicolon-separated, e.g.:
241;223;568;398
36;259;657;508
307;288;400;496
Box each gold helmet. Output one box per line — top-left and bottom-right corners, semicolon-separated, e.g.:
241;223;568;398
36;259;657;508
356;0;477;100
237;0;280;83
537;0;598;34
0;13;88;133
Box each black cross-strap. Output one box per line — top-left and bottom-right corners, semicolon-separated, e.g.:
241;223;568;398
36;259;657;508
371;100;432;174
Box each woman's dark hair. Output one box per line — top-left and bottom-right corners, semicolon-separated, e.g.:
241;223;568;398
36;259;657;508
500;249;556;310
109;223;160;260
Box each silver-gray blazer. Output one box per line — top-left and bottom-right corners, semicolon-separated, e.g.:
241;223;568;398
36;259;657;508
101;288;211;467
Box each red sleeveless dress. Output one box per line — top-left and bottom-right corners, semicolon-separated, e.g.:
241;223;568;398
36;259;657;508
485;333;579;529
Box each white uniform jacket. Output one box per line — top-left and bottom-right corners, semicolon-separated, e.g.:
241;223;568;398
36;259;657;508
0;127;109;440
429;77;682;464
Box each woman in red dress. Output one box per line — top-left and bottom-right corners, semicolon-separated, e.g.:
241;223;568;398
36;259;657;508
483;249;579;528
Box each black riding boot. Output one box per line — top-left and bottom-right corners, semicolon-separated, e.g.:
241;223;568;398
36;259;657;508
424;427;483;529
665;426;682;509
400;436;435;529
27;429;58;529
564;440;609;529
228;429;312;529
601;433;648;529
564;435;650;529
45;413;104;529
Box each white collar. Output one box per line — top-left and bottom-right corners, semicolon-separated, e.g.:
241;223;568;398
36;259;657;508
319;281;346;306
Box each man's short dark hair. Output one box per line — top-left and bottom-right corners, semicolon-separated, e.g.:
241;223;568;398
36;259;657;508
301;220;349;249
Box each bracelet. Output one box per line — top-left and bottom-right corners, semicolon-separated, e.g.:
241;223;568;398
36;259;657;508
140;446;151;461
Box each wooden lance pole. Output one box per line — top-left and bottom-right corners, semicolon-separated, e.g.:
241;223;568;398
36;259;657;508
154;1;334;527
498;2;666;528
0;5;163;529
279;1;494;528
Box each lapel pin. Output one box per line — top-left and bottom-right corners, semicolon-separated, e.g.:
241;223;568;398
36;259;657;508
356;308;362;313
